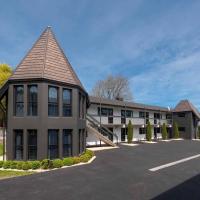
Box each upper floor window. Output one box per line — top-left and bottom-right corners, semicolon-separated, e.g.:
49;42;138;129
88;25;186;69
48;86;59;116
121;110;133;118
63;89;72;117
28;85;38;116
98;107;113;116
154;113;160;119
139;111;145;118
177;113;185;117
14;85;24;116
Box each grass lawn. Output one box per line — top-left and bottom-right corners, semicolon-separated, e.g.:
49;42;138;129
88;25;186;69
0;143;3;156
0;170;35;180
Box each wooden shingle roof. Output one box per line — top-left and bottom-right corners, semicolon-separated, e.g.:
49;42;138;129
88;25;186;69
10;27;85;90
173;100;200;119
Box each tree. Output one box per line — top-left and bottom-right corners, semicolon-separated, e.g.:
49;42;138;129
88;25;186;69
146;121;152;141
127;120;133;143
91;75;133;101
162;123;168;140
0;64;12;126
173;122;179;139
0;64;12;87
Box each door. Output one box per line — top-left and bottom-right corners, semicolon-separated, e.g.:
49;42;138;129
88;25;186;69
121;128;126;142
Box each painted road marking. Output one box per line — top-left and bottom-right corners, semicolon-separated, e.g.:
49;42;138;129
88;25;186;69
149;154;200;172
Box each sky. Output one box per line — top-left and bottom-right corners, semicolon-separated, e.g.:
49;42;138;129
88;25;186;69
0;0;200;109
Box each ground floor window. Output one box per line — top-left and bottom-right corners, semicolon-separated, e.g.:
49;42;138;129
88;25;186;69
63;129;72;157
178;127;186;132
48;129;59;159
121;128;128;141
28;130;37;160
14;130;23;160
139;128;146;135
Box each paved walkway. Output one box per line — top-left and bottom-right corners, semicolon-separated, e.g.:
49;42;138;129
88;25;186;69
0;140;200;200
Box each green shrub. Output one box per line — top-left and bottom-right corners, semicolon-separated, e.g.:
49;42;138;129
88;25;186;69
63;157;74;166
127;120;133;143
16;161;24;170
146;121;152;141
0;161;4;168
73;157;81;164
10;161;18;169
22;162;31;170
52;159;63;168
80;154;90;163
85;149;94;157
173;122;179;139
30;161;41;170
162;123;168;140
3;161;12;169
41;159;53;169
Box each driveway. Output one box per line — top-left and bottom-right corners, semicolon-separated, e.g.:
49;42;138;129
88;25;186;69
0;140;200;200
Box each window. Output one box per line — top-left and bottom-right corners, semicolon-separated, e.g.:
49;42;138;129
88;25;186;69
28;85;38;116
178;113;185;117
179;127;185;132
146;112;149;118
79;93;81;118
121;110;133;118
63;129;72;157
154;113;160;119
154;119;158;124
14;130;23;160
48;86;59;116
166;114;172;119
48;130;59;159
139;128;146;135
98;107;113;116
82;95;85;119
14;85;24;116
28;130;37;160
154;127;161;133
139;111;145;118
146;119;149;124
108;117;113;124
63;89;72;117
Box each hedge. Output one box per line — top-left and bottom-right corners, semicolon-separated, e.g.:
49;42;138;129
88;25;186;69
0;149;94;171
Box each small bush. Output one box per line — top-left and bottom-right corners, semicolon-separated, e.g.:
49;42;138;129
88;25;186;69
85;149;94;157
16;161;24;170
162;123;168;140
63;157;74;166
52;159;63;168
22;162;31;170
173;122;179;139
146;121;152;141
72;157;81;164
30;161;41;170
10;161;18;169
41;159;53;169
127;120;133;143
80;154;91;163
0;161;4;168
3;161;12;169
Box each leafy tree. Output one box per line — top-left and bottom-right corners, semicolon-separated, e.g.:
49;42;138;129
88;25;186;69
162;123;168;140
173;122;179;139
146;121;152;141
127;120;133;143
0;64;12;87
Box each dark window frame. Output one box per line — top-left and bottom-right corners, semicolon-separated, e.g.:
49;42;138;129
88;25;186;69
48;129;59;159
178;127;186;132
177;113;186;118
63;88;72;117
14;85;24;116
14;129;23;160
27;85;38;116
27;129;37;160
139;127;146;135
48;86;59;116
63;129;72;157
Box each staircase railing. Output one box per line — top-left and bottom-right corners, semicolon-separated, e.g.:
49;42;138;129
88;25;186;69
86;113;118;144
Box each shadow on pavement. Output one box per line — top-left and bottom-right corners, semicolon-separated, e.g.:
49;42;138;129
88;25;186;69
152;174;200;200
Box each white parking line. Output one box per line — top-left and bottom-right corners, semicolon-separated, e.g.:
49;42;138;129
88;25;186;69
149;154;200;172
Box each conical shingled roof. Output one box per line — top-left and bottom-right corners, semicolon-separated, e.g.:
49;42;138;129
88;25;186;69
10;27;85;90
173;100;200;119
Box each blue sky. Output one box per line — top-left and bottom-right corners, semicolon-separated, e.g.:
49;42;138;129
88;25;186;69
0;0;200;109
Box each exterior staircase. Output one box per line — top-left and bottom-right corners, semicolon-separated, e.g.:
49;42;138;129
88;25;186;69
86;114;118;147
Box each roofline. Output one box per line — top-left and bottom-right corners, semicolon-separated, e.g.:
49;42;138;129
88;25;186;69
89;96;170;112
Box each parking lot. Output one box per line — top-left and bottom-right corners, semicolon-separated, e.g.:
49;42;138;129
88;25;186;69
0;140;200;200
